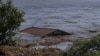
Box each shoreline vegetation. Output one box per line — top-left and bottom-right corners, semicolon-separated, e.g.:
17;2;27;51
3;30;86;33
0;46;62;56
0;34;100;56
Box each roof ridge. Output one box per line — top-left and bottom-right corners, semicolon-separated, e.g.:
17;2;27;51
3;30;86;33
31;26;58;30
20;27;33;32
20;26;59;32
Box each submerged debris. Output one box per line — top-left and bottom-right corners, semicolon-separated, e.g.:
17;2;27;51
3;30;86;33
20;26;72;37
88;30;97;33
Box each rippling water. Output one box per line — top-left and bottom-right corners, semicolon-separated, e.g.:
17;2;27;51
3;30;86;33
11;0;100;37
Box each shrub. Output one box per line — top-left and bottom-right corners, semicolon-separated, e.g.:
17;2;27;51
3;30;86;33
63;34;100;56
0;0;24;46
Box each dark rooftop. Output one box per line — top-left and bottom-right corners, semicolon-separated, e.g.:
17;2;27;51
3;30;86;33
20;27;72;37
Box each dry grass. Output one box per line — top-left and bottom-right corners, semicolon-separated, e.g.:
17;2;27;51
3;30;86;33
0;46;62;56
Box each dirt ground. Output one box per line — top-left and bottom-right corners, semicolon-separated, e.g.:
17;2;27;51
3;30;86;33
0;46;62;56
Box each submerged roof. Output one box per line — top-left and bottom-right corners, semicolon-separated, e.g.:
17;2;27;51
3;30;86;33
20;27;72;37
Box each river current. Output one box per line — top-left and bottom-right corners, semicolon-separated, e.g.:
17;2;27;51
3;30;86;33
12;0;100;38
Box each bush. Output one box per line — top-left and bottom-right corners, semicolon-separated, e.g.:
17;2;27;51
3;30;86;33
63;34;100;56
0;0;24;46
3;38;17;46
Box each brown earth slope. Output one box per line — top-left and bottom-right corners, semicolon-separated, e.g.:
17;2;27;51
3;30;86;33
0;46;62;56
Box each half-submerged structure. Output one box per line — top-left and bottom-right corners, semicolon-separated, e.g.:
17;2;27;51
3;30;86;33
20;27;72;37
